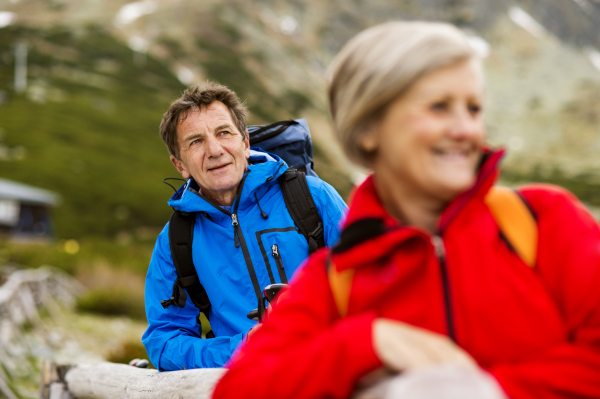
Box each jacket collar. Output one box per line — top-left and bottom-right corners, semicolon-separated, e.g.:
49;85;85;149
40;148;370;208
167;149;288;215
332;148;505;271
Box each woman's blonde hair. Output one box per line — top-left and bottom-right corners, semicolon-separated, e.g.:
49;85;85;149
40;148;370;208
328;21;478;168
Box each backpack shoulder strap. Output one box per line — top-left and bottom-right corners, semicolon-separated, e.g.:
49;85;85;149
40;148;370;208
327;186;538;319
327;255;354;318
162;211;215;338
279;168;325;255
484;186;538;267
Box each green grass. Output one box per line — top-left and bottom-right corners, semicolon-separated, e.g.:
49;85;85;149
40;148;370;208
0;236;156;276
77;287;146;320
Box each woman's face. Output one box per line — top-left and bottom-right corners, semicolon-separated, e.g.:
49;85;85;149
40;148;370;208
365;59;486;205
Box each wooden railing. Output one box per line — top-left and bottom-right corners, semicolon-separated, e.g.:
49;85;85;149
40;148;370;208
41;361;225;399
0;266;84;399
39;361;508;399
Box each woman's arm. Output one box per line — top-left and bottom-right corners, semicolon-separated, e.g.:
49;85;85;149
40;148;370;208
489;184;600;399
213;250;382;399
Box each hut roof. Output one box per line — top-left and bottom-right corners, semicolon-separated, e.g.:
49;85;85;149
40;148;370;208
0;178;59;206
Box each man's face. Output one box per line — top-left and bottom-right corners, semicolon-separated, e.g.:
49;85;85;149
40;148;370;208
171;101;250;205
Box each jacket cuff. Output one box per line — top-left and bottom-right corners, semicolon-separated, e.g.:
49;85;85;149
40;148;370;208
334;311;382;377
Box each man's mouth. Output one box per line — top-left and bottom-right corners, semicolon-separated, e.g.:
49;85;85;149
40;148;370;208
208;163;231;172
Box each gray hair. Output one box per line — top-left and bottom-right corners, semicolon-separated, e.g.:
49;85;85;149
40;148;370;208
328;21;479;167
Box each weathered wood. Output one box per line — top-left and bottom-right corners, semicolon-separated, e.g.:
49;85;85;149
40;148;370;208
40;359;59;399
65;362;226;399
63;363;508;399
49;382;74;399
353;365;508;399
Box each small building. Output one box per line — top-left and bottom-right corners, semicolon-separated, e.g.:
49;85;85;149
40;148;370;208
0;178;59;239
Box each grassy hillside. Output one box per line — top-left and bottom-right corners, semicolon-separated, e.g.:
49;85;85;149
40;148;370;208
0;23;354;239
0;25;185;238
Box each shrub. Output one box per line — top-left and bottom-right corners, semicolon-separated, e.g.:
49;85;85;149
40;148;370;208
76;287;146;320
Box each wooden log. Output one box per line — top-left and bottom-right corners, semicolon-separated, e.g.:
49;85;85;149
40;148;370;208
353;365;508;399
65;363;226;399
39;359;59;399
49;382;74;399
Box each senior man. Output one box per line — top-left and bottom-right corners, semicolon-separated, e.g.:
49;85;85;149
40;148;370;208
142;82;347;370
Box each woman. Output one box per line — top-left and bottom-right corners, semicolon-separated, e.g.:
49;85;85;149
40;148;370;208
213;22;600;399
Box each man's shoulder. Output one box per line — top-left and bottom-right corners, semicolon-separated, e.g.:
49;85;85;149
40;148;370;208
304;175;345;205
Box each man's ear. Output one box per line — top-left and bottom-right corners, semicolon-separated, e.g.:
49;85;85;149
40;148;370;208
170;155;191;179
243;133;250;159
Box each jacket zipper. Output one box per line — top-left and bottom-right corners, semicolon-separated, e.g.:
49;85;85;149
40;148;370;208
271;244;288;284
191;171;266;317
432;235;456;342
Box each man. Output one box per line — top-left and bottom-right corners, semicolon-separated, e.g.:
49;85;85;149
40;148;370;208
142;82;347;370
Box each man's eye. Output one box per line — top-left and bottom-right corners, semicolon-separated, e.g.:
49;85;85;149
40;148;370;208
219;131;231;136
191;139;202;146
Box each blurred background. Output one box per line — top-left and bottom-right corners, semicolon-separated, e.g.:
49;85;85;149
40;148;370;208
0;0;600;397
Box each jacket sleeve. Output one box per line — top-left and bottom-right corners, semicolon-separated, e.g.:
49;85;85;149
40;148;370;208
489;184;600;399
142;224;245;370
307;177;348;247
213;251;382;399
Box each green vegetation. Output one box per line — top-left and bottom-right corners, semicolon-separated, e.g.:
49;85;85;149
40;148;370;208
0;22;353;242
0;25;184;239
106;339;152;366
0;236;156;275
77;287;146;320
503;167;600;207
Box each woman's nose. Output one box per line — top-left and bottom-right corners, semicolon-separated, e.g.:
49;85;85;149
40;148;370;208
448;107;483;139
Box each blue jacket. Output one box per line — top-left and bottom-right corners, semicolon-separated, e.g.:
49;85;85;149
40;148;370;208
142;151;348;370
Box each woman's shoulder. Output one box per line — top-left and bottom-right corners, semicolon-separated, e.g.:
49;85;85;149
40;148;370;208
517;183;584;216
516;183;600;242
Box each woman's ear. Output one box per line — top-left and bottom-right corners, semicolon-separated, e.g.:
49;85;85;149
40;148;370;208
359;129;379;154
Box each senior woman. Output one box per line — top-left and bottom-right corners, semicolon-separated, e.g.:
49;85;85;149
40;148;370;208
213;22;600;399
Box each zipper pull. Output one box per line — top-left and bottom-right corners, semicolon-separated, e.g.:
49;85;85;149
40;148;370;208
431;235;445;259
271;244;279;258
232;214;240;248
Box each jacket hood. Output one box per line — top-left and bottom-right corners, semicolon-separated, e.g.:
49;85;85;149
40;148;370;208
167;148;288;215
332;147;505;271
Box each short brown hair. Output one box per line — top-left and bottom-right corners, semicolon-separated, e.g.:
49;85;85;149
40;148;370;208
160;82;249;159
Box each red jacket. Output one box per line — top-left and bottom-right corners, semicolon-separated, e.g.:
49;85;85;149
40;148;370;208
213;151;600;399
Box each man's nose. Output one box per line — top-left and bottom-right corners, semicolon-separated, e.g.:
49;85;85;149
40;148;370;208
205;135;224;157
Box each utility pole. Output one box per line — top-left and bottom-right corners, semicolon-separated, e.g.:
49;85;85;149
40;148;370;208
14;43;27;94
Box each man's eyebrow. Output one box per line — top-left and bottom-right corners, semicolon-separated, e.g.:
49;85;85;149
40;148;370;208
183;133;204;144
213;123;235;132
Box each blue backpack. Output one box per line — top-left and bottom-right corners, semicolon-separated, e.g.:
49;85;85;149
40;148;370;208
248;119;318;177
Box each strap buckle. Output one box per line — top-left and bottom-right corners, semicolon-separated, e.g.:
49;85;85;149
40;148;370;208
308;222;324;241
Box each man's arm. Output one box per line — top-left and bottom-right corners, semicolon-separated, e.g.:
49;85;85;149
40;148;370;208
306;177;348;247
142;225;246;370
